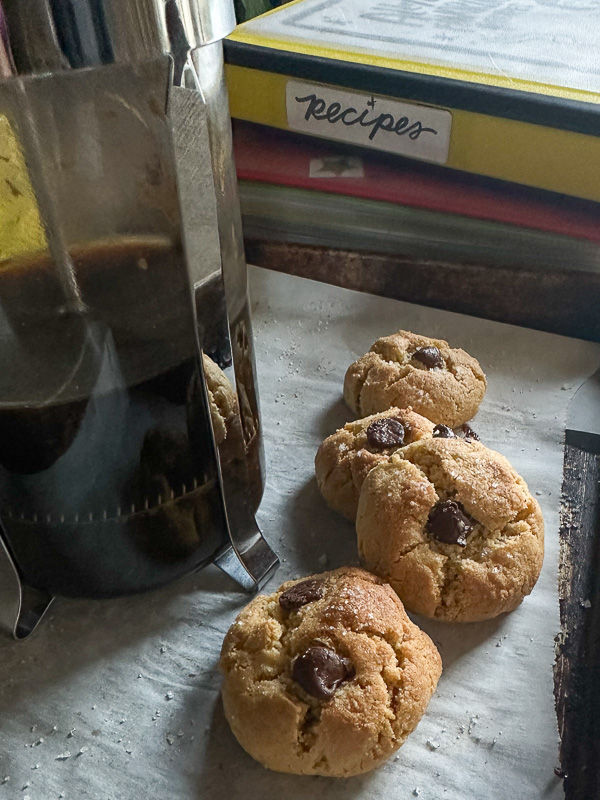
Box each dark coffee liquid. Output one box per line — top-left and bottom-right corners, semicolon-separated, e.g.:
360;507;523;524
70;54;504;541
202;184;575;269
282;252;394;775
0;238;226;597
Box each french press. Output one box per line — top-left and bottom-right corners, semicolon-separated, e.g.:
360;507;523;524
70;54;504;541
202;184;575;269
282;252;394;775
0;0;278;639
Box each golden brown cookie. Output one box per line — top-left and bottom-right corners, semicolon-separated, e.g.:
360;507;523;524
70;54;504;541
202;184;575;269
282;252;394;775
356;438;544;622
220;567;442;777
344;330;487;426
315;408;435;520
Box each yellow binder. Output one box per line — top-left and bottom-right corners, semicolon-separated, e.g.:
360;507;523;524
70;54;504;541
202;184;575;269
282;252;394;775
225;0;600;203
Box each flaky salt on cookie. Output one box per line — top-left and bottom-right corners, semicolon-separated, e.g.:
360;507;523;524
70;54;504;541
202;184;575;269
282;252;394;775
220;567;442;777
356;438;544;622
344;330;486;427
315;407;435;520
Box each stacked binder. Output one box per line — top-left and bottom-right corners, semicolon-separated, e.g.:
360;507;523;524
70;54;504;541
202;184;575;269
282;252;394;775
225;0;600;203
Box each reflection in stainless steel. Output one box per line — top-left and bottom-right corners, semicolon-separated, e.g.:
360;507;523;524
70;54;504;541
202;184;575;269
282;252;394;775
0;534;52;640
0;0;277;637
0;0;236;75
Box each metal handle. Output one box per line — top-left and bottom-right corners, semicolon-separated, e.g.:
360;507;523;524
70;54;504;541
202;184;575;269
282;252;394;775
0;533;53;639
195;320;279;591
168;78;279;591
208;402;279;590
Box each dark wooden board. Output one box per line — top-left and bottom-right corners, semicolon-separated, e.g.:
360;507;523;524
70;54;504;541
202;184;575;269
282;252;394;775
556;442;600;798
244;240;600;342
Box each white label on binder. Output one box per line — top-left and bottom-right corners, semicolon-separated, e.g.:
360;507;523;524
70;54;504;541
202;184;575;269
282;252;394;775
286;80;452;164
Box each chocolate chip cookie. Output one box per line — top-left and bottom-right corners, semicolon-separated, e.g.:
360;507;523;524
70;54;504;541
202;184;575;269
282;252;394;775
315;408;435;520
356;437;544;622
344;330;486;427
220;567;442;776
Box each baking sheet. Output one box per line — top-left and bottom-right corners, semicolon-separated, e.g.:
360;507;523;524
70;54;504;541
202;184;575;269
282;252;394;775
0;266;599;800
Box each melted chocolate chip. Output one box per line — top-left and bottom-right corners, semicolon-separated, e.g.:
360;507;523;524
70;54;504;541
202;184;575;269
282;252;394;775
433;424;456;439
460;423;480;441
279;579;325;611
292;646;355;701
412;346;444;370
426;500;475;547
366;418;405;450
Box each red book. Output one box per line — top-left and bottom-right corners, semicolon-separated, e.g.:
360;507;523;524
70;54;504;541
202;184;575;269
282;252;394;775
233;121;600;244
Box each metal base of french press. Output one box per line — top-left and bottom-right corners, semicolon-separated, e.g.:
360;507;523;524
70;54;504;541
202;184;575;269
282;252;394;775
213;470;279;592
0;535;53;640
214;543;278;592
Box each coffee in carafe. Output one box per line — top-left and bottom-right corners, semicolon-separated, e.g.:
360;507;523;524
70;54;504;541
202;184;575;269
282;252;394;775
0;237;229;596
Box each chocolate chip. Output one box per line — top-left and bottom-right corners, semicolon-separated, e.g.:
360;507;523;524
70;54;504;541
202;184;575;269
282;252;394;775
279;579;325;611
366;418;405;449
412;346;444;369
460;423;480;441
433;424;456;439
292;646;355;701
426;500;475;547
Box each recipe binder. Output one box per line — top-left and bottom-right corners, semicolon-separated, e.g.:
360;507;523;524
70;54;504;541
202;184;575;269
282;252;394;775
225;0;600;202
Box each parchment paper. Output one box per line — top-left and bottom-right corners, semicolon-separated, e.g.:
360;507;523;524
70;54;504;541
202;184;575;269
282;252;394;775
0;266;599;800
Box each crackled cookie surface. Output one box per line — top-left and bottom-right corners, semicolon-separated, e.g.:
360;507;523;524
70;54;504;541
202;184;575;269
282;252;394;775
356;438;544;622
220;567;441;777
315;408;435;520
344;330;486;427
